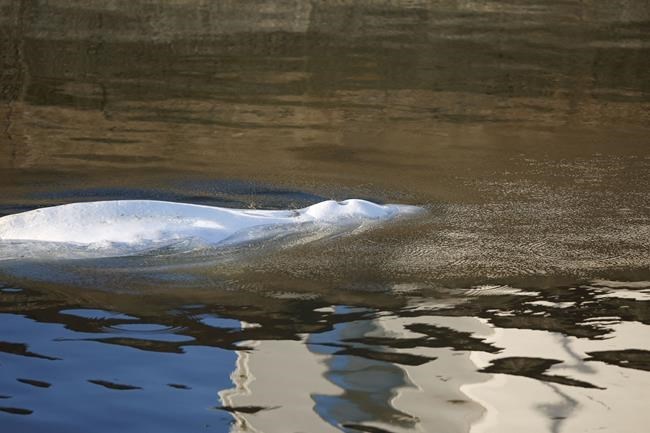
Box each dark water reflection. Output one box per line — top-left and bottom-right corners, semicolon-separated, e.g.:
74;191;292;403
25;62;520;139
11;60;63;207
1;1;650;432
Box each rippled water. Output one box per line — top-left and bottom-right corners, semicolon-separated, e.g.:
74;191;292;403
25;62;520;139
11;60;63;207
0;1;649;432
1;280;648;432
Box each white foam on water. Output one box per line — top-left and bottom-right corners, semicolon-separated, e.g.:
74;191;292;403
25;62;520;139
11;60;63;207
0;199;421;260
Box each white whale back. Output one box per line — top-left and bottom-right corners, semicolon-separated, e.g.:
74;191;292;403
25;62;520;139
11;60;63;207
0;199;421;259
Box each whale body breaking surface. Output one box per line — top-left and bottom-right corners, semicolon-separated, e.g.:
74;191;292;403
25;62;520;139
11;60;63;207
0;199;421;260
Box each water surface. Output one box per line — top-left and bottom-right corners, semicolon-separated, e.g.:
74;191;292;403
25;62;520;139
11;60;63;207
0;1;649;432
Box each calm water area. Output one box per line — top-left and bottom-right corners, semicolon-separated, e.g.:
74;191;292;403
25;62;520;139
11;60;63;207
0;1;649;432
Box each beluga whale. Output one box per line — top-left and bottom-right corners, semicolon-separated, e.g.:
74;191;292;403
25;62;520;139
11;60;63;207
0;199;422;260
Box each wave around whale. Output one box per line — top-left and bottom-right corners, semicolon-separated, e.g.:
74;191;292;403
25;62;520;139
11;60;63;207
0;199;422;260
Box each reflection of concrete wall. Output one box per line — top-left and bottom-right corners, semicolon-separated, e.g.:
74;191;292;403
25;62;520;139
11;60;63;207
219;312;487;433
365;314;489;433
6;0;313;40
462;319;650;433
219;316;415;433
1;0;648;174
0;0;29;167
2;0;648;41
0;0;28;104
3;0;649;109
219;339;341;433
308;317;417;431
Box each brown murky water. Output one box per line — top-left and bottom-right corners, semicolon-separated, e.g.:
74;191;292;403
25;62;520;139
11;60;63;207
0;1;649;432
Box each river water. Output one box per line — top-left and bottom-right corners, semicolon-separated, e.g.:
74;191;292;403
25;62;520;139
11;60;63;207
0;1;649;432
